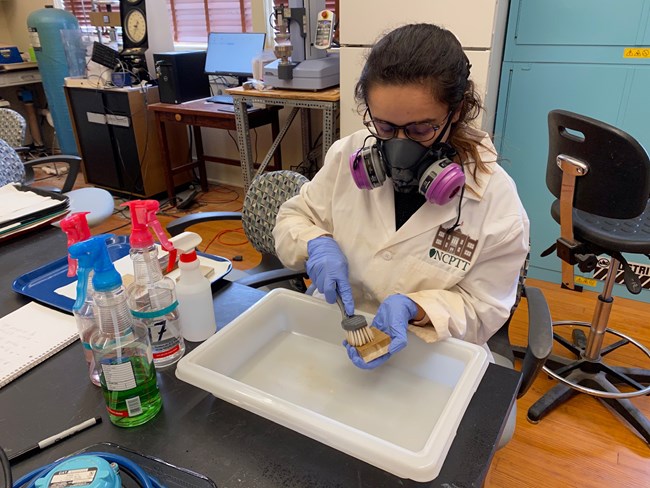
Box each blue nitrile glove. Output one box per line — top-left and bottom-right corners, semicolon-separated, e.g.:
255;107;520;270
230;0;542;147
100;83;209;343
306;236;355;315
344;294;418;369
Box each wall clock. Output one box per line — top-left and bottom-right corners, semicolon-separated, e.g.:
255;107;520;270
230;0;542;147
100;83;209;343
120;0;148;51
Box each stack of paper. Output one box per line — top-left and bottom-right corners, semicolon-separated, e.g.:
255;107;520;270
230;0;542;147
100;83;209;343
0;184;69;239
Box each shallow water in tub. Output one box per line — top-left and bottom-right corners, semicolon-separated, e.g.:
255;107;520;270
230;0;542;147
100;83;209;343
231;330;453;451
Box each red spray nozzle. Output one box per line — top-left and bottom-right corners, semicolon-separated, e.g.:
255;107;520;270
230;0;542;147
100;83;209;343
121;200;175;252
60;212;91;277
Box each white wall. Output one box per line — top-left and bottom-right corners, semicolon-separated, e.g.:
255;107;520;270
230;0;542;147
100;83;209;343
0;4;13;45
0;0;44;53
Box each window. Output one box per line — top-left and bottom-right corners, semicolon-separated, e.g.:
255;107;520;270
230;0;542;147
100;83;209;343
62;0;93;28
63;1;253;44
166;0;254;43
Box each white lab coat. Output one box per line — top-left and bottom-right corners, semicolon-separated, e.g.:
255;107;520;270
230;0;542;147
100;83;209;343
273;128;530;346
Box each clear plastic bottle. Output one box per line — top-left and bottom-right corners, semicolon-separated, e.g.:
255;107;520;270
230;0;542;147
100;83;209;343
73;281;101;386
92;286;162;427
60;212;101;386
122;200;185;368
127;243;185;367
69;236;162;427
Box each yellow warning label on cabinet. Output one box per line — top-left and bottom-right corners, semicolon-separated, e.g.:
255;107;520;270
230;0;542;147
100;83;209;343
575;276;598;287
624;48;650;58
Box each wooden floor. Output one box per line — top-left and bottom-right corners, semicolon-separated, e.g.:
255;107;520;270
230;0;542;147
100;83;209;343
488;278;650;488
40;170;650;487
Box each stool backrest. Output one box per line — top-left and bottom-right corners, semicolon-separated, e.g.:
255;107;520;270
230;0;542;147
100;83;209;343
546;109;650;219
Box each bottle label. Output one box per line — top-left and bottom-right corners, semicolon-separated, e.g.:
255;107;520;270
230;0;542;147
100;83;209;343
153;343;181;360
125;396;143;416
107;406;129;417
107;400;142;417
28;27;41;50
101;361;136;391
147;316;184;361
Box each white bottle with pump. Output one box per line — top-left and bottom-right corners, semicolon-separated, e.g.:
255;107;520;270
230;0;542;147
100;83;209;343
171;232;218;342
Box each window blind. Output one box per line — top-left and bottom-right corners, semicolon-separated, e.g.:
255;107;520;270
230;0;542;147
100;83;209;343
62;0;93;28
63;1;253;43
166;0;253;43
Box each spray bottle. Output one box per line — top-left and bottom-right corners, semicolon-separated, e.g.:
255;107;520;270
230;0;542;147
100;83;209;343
122;200;185;368
169;231;218;342
69;236;162;427
60;211;101;386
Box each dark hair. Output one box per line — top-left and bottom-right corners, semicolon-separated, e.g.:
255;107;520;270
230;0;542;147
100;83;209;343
355;23;490;175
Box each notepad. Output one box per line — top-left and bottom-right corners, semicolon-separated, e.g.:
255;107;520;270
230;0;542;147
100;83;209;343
0;302;78;389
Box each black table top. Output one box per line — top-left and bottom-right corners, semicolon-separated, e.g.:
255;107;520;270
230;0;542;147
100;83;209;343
0;228;521;487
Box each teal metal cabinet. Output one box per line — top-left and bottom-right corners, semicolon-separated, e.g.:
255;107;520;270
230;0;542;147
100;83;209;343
494;0;650;301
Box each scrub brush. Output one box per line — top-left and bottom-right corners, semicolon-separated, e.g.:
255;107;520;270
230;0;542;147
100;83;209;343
335;293;374;346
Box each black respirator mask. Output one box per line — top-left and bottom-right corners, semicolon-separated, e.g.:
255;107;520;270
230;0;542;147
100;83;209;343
349;118;465;205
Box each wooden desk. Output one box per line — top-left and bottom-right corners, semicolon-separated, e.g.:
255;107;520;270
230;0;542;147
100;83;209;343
148;98;282;202
226;86;340;189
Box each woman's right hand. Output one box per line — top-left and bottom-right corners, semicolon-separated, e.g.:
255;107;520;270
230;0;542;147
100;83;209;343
306;236;355;316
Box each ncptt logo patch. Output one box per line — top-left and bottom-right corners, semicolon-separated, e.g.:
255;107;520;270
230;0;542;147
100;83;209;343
428;227;477;271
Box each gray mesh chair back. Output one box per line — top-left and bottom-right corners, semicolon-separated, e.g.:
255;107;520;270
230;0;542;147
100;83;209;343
0;108;27;148
166;170;310;289
242;170;309;255
0;138;26;186
0;138;80;192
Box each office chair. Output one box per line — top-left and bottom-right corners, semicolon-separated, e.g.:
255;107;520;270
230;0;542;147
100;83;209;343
522;109;650;442
167;170;310;289
487;251;553;447
0;108;27;150
0;138;114;227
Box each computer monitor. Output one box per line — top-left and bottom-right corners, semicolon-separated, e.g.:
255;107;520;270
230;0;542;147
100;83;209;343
204;32;266;85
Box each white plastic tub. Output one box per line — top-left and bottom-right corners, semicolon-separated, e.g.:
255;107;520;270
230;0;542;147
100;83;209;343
175;288;488;481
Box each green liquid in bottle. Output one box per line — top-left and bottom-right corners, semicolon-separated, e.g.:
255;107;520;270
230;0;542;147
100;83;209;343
100;356;162;428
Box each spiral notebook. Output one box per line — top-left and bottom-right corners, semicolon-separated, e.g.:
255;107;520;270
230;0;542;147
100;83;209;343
0;302;78;389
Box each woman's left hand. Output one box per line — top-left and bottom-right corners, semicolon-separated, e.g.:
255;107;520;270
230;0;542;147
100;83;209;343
344;294;418;369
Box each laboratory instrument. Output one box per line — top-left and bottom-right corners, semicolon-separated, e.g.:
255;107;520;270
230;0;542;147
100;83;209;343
264;0;339;90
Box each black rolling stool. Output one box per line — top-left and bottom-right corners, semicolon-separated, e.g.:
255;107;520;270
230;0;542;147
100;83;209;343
528;109;650;442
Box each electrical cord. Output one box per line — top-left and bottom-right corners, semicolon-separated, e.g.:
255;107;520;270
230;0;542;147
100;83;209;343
12;452;162;488
203;228;248;252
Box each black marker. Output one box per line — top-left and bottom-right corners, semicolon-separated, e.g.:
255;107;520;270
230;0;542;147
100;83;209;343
9;416;103;464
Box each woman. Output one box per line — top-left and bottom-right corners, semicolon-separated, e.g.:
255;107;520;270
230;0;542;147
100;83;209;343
273;23;529;369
